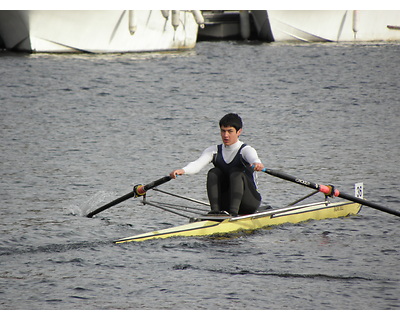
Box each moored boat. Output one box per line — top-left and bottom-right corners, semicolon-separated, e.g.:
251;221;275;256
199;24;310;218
265;10;400;42
198;10;400;42
0;10;204;53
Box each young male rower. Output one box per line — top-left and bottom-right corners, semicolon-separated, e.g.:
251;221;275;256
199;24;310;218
169;113;264;216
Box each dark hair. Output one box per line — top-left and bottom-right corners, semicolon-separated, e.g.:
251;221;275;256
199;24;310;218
219;113;243;131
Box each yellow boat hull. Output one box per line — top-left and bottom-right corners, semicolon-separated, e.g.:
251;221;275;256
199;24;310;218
115;201;362;243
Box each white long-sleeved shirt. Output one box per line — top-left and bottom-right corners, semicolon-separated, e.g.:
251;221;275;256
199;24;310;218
182;140;261;175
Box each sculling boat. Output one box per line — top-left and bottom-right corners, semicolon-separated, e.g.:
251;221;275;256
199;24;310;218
86;168;399;243
114;199;362;243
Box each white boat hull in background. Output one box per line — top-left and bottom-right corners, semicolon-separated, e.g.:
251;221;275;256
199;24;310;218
0;10;201;53
266;10;400;42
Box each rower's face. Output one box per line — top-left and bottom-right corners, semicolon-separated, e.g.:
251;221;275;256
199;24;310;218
220;126;242;146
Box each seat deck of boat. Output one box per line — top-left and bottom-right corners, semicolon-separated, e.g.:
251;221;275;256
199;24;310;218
194;205;274;221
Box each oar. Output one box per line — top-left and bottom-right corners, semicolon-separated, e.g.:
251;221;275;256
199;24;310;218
261;168;400;217
86;176;172;218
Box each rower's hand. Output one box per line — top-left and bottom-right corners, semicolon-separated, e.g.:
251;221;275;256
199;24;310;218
170;169;185;179
252;163;264;171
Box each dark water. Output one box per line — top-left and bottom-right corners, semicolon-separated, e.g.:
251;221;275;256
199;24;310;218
1;41;399;310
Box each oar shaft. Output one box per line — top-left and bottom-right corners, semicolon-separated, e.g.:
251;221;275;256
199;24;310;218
86;175;172;218
143;176;172;192
86;191;136;218
262;168;400;217
262;168;321;190
336;191;400;217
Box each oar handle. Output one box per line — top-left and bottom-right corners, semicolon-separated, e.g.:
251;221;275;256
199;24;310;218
86;175;172;218
261;168;400;217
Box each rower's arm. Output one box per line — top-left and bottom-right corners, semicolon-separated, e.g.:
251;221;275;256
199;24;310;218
242;146;262;167
182;146;216;175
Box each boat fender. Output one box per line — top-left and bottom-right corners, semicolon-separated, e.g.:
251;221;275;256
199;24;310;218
352;10;359;39
161;10;170;19
240;10;251;40
191;10;205;28
172;10;180;30
128;10;137;35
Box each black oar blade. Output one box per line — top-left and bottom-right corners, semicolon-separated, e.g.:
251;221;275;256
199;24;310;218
261;168;400;217
86;175;172;218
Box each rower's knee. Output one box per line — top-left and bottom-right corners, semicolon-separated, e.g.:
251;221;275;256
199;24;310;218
208;167;223;179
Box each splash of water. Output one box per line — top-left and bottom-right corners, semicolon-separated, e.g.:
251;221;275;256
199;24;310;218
64;190;117;216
